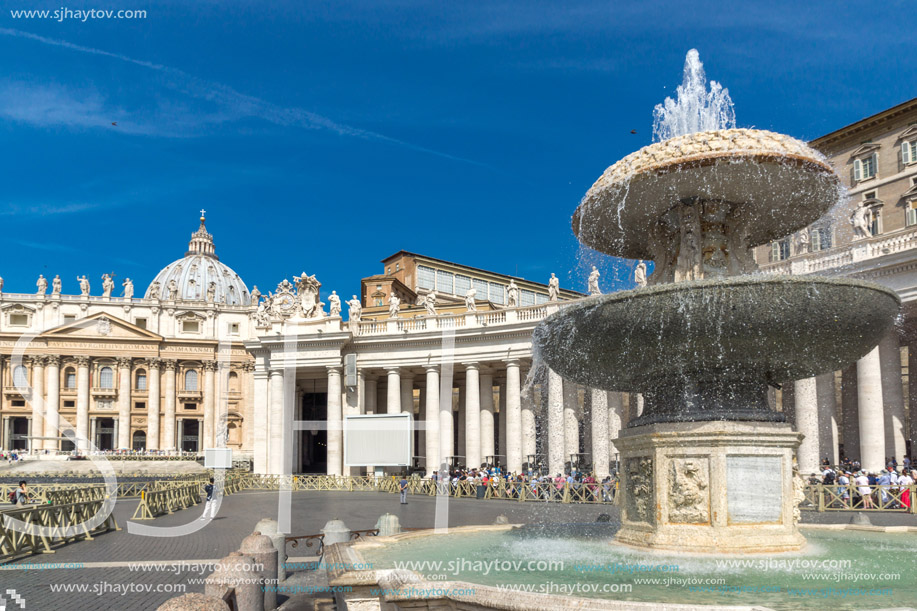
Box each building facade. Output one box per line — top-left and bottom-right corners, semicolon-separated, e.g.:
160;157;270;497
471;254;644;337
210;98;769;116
3;100;917;477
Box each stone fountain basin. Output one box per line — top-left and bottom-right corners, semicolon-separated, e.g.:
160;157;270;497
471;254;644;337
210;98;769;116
572;129;840;260
533;275;900;393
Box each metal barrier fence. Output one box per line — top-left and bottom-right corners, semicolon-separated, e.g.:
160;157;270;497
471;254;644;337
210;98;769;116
802;484;917;513
0;497;120;561
132;482;203;520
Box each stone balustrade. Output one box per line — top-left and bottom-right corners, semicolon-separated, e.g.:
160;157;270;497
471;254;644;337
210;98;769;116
355;302;568;337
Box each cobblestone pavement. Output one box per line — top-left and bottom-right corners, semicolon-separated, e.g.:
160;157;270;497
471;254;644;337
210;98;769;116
1;489;914;610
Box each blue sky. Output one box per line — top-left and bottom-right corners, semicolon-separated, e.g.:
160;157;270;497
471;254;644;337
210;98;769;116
1;0;914;298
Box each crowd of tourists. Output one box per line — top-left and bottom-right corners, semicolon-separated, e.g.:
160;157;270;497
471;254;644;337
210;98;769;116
1;451;22;464
818;456;916;509
423;466;619;502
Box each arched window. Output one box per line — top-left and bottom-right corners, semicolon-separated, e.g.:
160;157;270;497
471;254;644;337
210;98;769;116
13;366;28;387
185;369;199;391
99;367;114;389
228;371;240;393
64;367;76;389
135;369;147;391
132;430;146;451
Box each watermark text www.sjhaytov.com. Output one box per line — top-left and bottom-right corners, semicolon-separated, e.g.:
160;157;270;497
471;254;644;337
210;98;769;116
10;7;147;21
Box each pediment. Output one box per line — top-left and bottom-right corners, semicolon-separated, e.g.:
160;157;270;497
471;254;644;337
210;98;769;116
898;126;917;141
1;303;37;314
902;183;917;200
849;142;881;159
42;312;162;341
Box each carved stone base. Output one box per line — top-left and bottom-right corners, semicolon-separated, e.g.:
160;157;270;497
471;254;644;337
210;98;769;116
614;420;805;554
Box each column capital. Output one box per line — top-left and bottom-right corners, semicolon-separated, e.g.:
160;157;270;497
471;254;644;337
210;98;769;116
162;359;177;371
117;356;132;369
44;355;61;368
423;365;439;374
28;355;45;367
384;366;400;374
241;362;255;373
464;362;480;372
269;368;284;378
74;355;90;368
202;360;218;372
504;359;521;367
327;365;343;375
148;357;162;370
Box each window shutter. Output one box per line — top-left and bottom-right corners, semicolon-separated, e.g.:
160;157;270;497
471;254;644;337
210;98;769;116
871;153;878;177
853;159;862;181
903;142;910;165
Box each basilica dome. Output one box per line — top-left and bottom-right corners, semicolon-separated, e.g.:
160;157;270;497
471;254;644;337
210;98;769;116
144;213;251;306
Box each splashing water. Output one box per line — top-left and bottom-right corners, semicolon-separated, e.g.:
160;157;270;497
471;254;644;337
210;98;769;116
652;49;736;142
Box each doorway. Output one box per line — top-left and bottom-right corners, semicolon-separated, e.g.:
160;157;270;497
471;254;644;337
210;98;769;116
299;392;327;473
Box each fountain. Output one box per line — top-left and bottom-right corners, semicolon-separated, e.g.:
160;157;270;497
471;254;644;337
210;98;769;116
533;50;900;553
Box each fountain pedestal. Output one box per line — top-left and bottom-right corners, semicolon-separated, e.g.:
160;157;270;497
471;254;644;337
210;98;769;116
614;421;805;553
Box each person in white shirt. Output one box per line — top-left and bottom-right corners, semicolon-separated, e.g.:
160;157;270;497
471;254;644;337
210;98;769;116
837;471;851;507
855;472;873;509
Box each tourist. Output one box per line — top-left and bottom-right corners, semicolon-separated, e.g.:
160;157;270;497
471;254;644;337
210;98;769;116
14;480;31;506
899;469;914;509
855;471;873;509
877;468;892;507
200;477;216;519
399;475;408;504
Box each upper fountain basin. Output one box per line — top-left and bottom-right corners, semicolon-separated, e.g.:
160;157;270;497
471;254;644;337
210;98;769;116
533;275;900;393
572;129;840;260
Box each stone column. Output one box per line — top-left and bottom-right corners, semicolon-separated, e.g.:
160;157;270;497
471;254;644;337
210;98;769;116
75;356;90;451
464;364;481;469
521;375;537;465
385;367;401;414
162;360;177;451
327;366;343;476
29;356;45;453
878;332;906;462
909;346;917;449
400;374;414;415
841;365;859;462
857;346;886;472
608;391;624;461
457;384;466;460
147;358;161;451
590;388;609;478
117;357;132;449
90;418;97;448
794;377;820;476
365;376;377;414
252;357;269;473
505;360;522;474
816;372;839;466
440;380;454;465
547;368;564;476
243;363;255;451
44;356;60;451
424;366;441;474
203;361;216;449
498;379;507;464
480;370;495;464
563;379;579;465
269;369;284;475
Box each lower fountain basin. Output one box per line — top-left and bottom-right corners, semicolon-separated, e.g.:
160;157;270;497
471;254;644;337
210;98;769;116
534;275;899;424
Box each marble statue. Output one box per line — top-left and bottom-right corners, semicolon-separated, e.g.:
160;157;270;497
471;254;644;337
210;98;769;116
588;266;601;295
167;279;178;300
465;287;477;312
328;291;342;317
674;204;703;281
149;281;161;299
102;274;114;298
36;274;48;295
295;273;322;318
548;273;560;301
122;278;134;299
77;275;90;296
634;261;647;288
0;277;3;294
206;281;216;303
851;203;872;240
254;300;271;328
423;291;437;316
52;275;61;295
793;230;809;255
388;293;401;319
347;295;362;322
250;285;262;304
507;281;519;307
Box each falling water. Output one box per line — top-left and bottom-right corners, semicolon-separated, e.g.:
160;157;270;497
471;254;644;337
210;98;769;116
652;49;736;142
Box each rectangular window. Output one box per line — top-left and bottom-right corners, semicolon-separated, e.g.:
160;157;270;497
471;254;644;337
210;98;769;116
810;227;833;252
854;153;877;181
228;322;240;336
520;289;536;306
182;320;200;333
869;209;881;236
473;278;488;300
63;401;75;408
417;265;435;290
12;400;25;407
63;315;76;324
771;239;790;262
489;282;505;304
902;141;917;165
65;371;76;388
435;270;454;294
9;314;28;327
907;201;917;227
134;318;147;329
454;275;471;296
135;402;145;411
535;293;549;304
184;403;197;411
